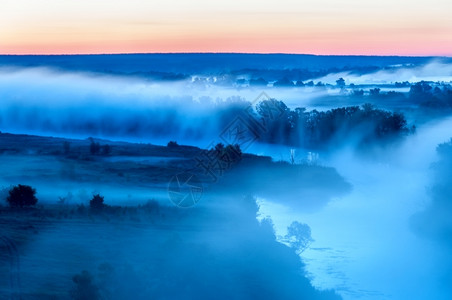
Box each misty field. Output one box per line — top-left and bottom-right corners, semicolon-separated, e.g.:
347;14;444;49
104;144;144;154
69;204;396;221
1;54;452;300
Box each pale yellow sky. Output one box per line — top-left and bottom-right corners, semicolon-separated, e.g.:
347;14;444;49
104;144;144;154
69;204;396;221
1;0;451;55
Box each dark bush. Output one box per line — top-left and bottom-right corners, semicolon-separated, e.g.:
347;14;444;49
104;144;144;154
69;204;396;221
369;88;381;96
210;143;242;163
89;139;101;155
167;141;179;147
249;77;268;86
273;77;294;87
336;77;345;88
6;184;38;207
224;144;242;162
90;194;105;211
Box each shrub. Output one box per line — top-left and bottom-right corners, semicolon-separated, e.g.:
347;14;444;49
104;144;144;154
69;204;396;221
211;143;242;162
167;141;179;147
90;194;105;211
89;139;101;155
6;184;38;208
224;144;242;162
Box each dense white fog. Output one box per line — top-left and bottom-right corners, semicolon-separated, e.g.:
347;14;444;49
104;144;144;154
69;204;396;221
1;59;452;299
3;63;451;145
259;116;452;299
313;60;452;85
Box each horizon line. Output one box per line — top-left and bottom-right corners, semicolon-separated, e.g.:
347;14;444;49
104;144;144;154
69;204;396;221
0;52;450;58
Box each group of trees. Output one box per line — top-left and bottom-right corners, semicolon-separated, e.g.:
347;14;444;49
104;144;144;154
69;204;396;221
242;99;412;149
242;77;452;112
210;143;242;162
409;81;452;109
2;184;108;213
239;77;332;88
89;139;112;155
62;140;113;156
167;141;179;148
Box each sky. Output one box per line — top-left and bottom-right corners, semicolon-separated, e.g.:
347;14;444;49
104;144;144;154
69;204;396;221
1;0;451;56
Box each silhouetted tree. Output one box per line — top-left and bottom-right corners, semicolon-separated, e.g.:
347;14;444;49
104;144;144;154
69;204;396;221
252;99;411;149
395;81;410;88
336;78;346;88
167;141;179;147
410;81;433;99
273;77;294;87
210;143;242;163
249;77;268;86
352;89;364;97
6;184;38;207
256;99;290;144
369;88;381;96
362;103;375;113
284;221;314;253
214;143;225;154
223;144;242;162
409;81;452;109
90;140;101;155
90;194;105;211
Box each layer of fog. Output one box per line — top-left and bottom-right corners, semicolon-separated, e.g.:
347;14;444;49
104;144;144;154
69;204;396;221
312;61;452;85
3;64;449;148
258;115;452;299
0;194;342;299
0;66;398;147
3;64;452;299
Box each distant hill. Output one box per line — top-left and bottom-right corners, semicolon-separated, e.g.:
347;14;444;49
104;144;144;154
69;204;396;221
0;53;449;75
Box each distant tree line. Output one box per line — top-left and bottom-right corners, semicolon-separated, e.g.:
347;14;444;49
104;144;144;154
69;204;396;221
210;143;242;162
89;138;112;155
237;76;452;111
408;81;452;109
234;99;413;149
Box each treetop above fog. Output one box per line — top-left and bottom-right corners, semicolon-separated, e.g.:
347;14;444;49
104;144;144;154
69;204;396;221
226;99;413;149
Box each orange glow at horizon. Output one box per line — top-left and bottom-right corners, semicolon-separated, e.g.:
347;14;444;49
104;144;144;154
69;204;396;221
1;0;451;56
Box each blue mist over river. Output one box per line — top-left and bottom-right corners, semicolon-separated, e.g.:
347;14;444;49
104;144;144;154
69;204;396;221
1;54;452;299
